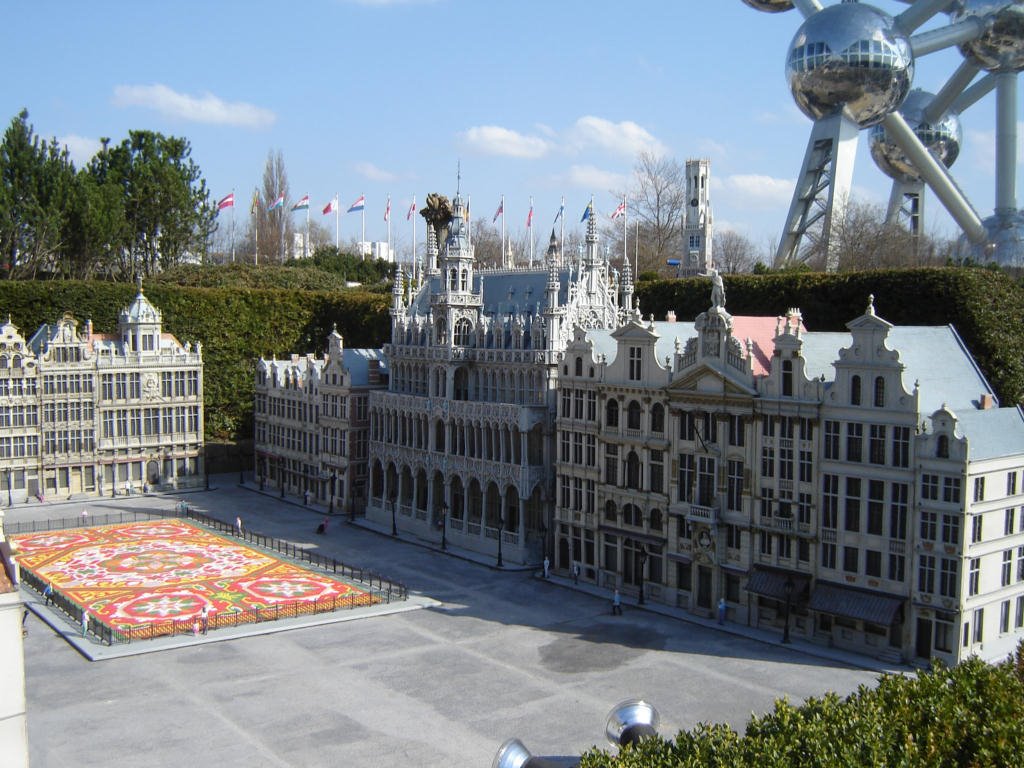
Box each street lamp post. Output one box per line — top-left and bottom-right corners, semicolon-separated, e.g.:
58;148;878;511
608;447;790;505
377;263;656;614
390;493;398;537
638;545;649;606
496;513;505;568
329;472;336;515
5;468;11;507
782;577;794;644
440;501;448;551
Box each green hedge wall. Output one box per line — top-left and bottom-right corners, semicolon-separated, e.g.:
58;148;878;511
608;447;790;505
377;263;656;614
579;646;1024;767
0;281;389;440
637;267;1024;406
1;268;1021;443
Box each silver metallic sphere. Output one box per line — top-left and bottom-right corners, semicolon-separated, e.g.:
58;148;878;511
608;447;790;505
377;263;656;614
786;3;914;128
740;0;794;12
869;90;962;182
958;210;1024;266
953;0;1024;73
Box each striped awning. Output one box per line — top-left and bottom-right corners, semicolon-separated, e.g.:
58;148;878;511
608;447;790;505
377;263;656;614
809;581;904;627
745;568;809;601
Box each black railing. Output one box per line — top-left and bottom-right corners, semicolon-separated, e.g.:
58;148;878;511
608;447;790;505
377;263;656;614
13;507;407;645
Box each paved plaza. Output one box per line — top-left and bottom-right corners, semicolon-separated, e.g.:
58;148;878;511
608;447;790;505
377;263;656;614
14;479;882;767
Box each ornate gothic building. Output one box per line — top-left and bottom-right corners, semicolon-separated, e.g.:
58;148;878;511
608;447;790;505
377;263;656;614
364;190;629;563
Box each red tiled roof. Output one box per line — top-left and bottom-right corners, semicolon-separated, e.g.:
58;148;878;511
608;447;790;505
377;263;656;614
729;315;807;377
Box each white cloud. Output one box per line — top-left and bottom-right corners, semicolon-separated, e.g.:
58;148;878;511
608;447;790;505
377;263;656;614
715;173;795;210
696;138;727;158
112;84;276;129
567;116;666;158
560;164;629;192
58;134;102;168
460;125;550;158
355;162;398;182
964;124;1024;174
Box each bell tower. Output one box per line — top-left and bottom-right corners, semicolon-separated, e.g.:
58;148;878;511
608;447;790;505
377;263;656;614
683;158;713;276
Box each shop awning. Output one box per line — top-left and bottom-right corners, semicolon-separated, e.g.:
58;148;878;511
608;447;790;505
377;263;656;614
809;581;904;626
744;568;809;601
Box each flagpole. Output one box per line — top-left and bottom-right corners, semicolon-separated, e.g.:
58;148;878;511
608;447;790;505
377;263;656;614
230;189;235;263
386;194;392;261
500;194;505;266
622;193;627;267
360;196;365;258
305;201;310;260
335;194;339;251
467;195;472;250
559;195;565;266
634;219;639;279
253;190;259;267
411;195;417;281
529;196;534;266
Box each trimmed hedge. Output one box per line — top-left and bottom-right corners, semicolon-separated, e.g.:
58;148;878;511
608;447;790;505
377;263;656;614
579;645;1024;768
0;281;389;439
637;267;1024;406
1;267;1021;442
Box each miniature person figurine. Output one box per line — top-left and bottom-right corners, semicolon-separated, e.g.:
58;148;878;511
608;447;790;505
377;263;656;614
718;597;727;625
81;610;89;637
235;516;243;535
543;556;550;579
612;589;623;616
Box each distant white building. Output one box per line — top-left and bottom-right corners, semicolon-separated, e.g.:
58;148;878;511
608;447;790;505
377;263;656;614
357;241;393;262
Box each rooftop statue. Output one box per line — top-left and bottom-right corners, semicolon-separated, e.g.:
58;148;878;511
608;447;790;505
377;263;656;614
711;268;726;310
420;193;453;249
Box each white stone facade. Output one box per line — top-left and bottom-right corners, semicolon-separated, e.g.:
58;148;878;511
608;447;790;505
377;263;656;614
554;287;1024;665
0;288;204;501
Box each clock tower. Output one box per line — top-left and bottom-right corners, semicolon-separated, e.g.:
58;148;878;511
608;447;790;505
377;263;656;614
683;158;713;276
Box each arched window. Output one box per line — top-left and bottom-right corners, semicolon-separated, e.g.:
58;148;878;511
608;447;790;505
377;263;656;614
460;269;468;291
649;508;663;532
937;434;949;459
604;500;617;522
574;356;583;376
454;318;473;346
874;376;885;408
782;359;793;397
627;400;642;430
651;403;665;433
622;503;642;527
606;399;619;428
449;268;458;290
851;375;862;406
625;451;641;489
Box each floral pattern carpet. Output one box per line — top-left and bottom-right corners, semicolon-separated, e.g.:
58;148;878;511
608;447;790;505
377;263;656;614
13;520;373;632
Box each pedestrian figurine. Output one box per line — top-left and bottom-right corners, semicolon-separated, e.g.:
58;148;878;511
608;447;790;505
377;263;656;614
316;517;329;535
235;516;243;535
612;589;623;616
573;563;580;585
200;605;209;635
42;581;53;606
304;489;310;506
718;597;727;625
543;556;550;579
81;610;89;637
81;508;88;520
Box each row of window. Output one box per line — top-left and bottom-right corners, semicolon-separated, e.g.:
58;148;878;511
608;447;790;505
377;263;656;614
100;407;200;438
821;542;906;582
823;421;911;467
821;476;910;538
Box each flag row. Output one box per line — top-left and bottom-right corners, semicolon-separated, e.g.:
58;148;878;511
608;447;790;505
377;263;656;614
217;192;629;226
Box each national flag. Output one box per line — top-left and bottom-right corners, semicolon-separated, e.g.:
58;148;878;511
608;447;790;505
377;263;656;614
492;201;503;223
611;200;626;220
268;193;285;211
407;198;416;220
553;202;564;224
250;191;260;215
291;195;310;212
217;193;234;211
322;196;338;215
384;196;391;222
347;195;365;213
526;205;534;228
581;202;593;222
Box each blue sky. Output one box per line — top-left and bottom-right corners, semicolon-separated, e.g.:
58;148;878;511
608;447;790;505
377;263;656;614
5;0;1020;260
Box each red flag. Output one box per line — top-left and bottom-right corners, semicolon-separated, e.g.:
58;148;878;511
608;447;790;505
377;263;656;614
322;197;338;215
217;193;234;211
407;200;416;220
384;196;391;222
492;201;503;223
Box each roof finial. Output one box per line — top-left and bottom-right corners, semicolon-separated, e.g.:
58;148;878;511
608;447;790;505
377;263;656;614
867;294;875;315
456;160;461;197
136;274;144;295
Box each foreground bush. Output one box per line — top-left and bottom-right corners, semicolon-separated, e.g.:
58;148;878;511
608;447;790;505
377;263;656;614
580;644;1024;767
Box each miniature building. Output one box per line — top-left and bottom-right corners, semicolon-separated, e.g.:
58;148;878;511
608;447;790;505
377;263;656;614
253;329;385;515
0;287;204;502
555;282;1024;665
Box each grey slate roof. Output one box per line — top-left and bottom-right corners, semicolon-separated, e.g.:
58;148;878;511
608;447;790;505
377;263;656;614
954;407;1024;462
408;268;569;318
341;348;387;387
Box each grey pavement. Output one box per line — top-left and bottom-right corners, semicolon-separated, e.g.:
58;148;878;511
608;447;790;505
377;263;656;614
13;477;885;767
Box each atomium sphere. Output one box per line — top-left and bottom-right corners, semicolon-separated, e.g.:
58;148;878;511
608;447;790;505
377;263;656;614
868;90;962;182
740;0;794;12
958;210;1024;267
786;3;914;128
952;0;1024;73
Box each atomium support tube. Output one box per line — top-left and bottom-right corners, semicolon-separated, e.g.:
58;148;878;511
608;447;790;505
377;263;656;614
950;72;998;115
882;112;987;243
895;0;957;35
910;16;987;58
924;59;980;123
792;0;823;19
995;71;1018;212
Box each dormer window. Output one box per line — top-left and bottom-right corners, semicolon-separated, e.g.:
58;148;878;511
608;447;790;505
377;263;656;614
851;375;862;406
782;359;793;397
628;347;642;381
574;357;583;376
937;434;949;459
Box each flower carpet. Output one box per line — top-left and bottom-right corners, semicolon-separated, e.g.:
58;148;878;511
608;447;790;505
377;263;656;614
13;520;376;637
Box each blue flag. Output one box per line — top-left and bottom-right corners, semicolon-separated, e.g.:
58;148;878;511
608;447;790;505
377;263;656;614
580;203;592;223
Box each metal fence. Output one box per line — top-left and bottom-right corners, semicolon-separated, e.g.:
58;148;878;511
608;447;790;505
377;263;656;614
12;508;407;645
